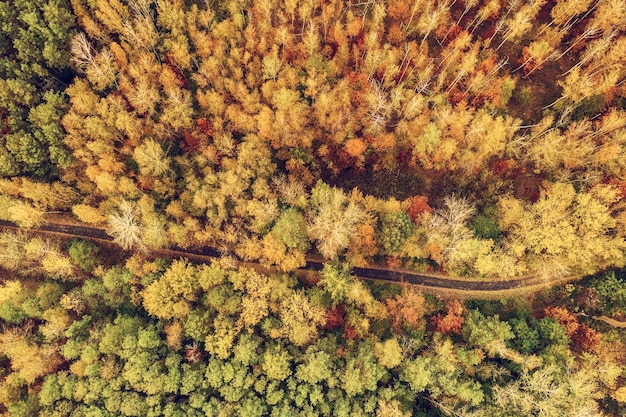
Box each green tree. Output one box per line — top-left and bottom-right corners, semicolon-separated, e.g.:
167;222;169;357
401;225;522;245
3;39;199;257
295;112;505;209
68;239;99;272
378;212;414;254
0;0;75;177
272;208;310;252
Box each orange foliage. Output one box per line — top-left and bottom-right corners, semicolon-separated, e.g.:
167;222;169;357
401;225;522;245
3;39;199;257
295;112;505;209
385;288;426;331
387;23;406;45
388;1;412;20
425;243;442;264
406;195;433;223
286;158;315;185
544;306;579;337
431;299;466;335
369;133;396;153
345;17;362;38
344;138;367;158
348;223;378;264
571;323;602;353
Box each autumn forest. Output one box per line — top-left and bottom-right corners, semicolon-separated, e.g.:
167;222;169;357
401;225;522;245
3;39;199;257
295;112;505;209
1;0;626;415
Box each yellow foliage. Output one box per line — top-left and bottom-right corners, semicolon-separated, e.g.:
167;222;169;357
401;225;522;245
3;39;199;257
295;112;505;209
40;308;73;342
0;281;23;305
41;252;75;279
0;334;63;384
278;291;326;346
375;339;403;369
613;386;626;403
72;204;107;224
142;259;199;319
8;200;44;228
164;321;184;350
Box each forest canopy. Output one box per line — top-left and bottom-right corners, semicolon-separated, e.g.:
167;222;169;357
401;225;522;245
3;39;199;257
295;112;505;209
2;0;626;279
1;0;626;415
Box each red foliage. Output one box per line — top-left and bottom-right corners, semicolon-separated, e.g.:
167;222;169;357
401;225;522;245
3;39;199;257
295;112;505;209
325;304;346;329
329;145;355;172
470;94;487;108
544;306;579;337
184;342;204;363
182;131;201;152
164;53;189;89
407;195;433;223
447;88;467;105
343;325;359;340
431;299;465;334
441;24;462;46
490;158;516;176
197;118;212;136
571;323;602;353
482;23;497;40
396;150;412;165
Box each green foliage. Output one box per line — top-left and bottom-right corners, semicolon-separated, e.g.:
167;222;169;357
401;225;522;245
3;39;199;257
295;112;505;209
0;0;75;177
272;208;310;252
590;270;626;315
0;301;27;324
379;212;414;254
462;310;514;348
0;254;616;417
318;263;354;306
68;239;99;272
537;317;569;348
262;344;292;381
468;206;502;240
508;317;540;354
514;85;532;105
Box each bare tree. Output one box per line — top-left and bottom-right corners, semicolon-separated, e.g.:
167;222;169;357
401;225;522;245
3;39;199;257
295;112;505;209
107;200;144;250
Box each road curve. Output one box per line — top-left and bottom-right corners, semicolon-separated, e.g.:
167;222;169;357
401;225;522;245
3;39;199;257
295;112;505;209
0;220;581;297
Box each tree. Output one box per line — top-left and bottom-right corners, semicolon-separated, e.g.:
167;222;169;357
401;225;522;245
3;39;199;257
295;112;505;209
374;338;403;369
462;310;514;358
262;344;292;381
307;181;365;259
107;200;144;250
133;139;170;177
378;212;414;255
498;183;626;279
295;347;334;385
385;287;426;332
276;291;326;346
491;363;605;417
68;239;99;272
432;299;465;335
142;259;199;320
271;208;310;252
318;263;354;306
0;0;75;178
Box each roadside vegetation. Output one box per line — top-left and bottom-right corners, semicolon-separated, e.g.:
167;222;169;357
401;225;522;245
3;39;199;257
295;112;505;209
0;235;625;416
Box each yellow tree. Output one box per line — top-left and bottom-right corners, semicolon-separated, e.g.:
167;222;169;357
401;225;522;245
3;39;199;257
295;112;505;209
498;182;626;279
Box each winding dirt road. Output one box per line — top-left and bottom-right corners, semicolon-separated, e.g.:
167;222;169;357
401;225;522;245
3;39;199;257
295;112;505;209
0;219;581;299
